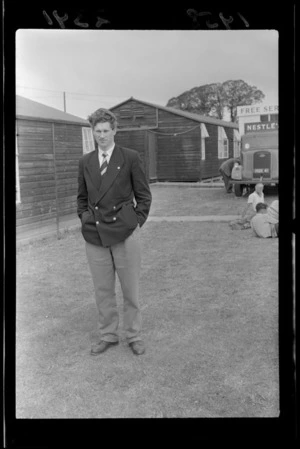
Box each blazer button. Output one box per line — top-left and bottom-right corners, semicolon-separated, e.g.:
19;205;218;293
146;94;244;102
96;221;99;224
113;217;116;221
113;206;116;210
95;206;98;210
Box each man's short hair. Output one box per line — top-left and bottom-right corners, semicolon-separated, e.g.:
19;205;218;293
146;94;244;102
88;108;118;130
256;202;268;212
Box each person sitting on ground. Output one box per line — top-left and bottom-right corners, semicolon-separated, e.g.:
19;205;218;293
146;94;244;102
250;203;270;237
267;200;279;237
219;157;241;193
229;182;265;230
251;200;279;238
241;182;265;222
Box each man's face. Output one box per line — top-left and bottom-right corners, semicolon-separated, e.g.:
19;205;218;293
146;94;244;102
93;121;116;151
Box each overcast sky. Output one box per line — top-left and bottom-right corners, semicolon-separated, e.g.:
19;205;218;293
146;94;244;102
16;29;278;119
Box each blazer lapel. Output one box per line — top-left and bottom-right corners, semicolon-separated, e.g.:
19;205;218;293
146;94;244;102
86;150;101;191
96;146;125;202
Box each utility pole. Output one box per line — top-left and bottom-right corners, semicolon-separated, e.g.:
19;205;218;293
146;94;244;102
63;91;66;112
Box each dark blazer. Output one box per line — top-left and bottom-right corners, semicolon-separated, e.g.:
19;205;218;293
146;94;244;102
77;145;152;247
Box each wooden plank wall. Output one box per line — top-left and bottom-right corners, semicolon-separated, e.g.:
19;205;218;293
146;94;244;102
200;123;218;179
16;120;57;228
16;119;83;230
156;110;201;181
54;124;83;216
114;130;149;179
111;99;238;182
112;99;157;129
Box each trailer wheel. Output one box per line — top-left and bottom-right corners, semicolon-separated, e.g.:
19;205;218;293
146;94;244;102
234;184;243;197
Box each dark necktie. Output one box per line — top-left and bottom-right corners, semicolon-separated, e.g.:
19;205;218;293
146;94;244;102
100;153;108;176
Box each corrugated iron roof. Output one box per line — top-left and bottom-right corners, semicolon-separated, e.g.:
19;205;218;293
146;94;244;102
16;95;88;125
110;97;238;129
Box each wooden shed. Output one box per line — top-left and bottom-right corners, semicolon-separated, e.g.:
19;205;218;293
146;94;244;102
110;97;240;182
16;95;94;234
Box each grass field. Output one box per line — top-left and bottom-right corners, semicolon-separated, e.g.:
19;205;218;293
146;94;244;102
149;184;278;217
16;186;279;418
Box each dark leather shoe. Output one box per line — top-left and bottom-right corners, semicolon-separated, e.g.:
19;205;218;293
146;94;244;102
129;341;145;355
91;340;118;356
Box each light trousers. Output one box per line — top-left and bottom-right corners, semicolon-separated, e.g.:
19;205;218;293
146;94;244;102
85;226;142;343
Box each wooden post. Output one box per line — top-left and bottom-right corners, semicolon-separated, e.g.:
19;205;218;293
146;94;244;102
63;91;66;112
52;123;61;239
199;125;202;183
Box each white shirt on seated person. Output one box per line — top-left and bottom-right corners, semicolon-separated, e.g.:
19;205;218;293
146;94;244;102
247;190;264;212
241;183;264;219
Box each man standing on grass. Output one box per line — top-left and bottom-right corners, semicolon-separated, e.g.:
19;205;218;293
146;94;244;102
77;108;152;356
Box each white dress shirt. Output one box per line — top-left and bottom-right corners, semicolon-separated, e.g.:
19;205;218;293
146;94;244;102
98;144;115;168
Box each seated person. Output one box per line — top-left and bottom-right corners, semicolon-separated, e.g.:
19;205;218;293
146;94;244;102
251;200;279;238
229;182;265;230
241;182;265;222
267;200;279;237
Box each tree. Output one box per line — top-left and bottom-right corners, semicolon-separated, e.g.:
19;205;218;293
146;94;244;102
166;80;265;122
222;80;265;122
167;83;224;119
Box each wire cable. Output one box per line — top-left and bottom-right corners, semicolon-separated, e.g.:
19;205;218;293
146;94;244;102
16;85;127;99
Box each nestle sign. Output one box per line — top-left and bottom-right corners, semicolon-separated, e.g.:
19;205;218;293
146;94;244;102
244;121;279;133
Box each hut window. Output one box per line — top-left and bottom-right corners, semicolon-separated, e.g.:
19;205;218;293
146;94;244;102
133;107;144;119
233;129;241;157
200;123;209;161
120;108;133;119
218;126;229;159
16;134;21;204
82;127;95;154
119;105;145;122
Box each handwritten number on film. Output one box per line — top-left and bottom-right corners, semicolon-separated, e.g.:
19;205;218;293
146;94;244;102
187;10;249;29
43;10;110;28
